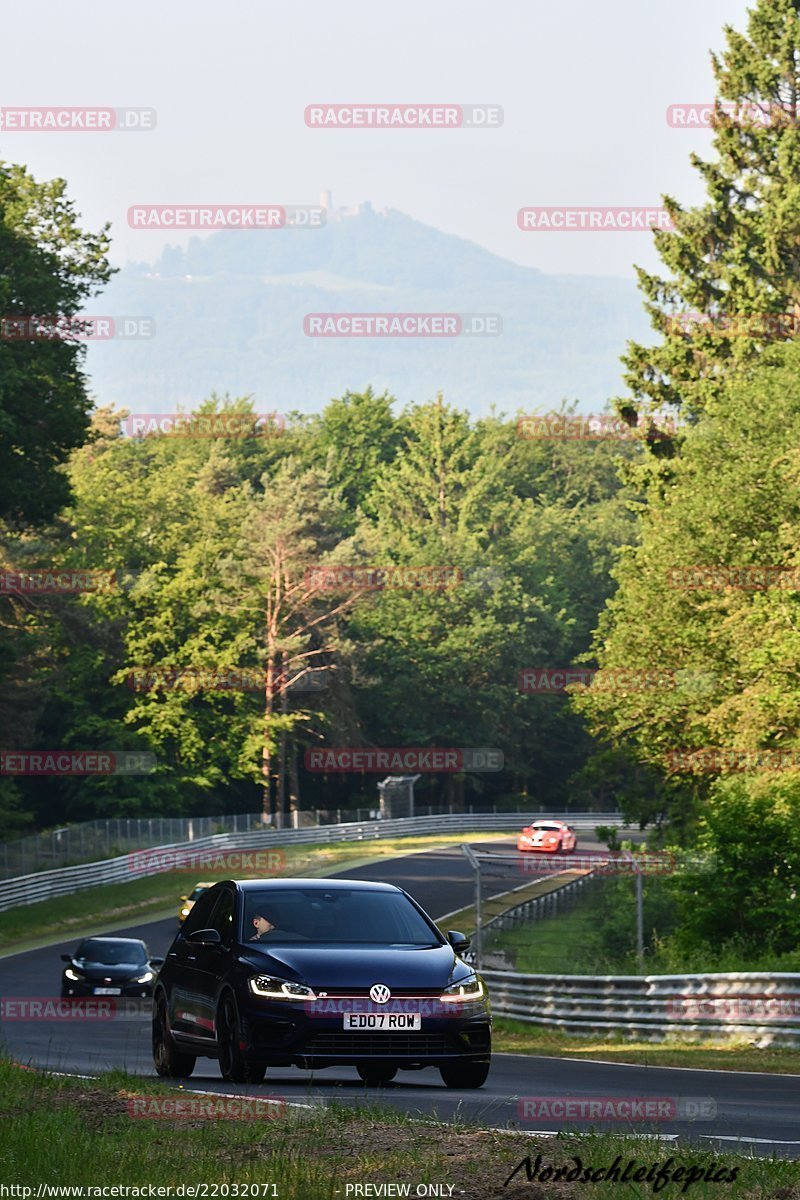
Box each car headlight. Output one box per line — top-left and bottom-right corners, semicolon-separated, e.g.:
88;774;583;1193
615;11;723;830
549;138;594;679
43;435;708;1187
248;974;316;1001
439;974;484;1002
180;907;190;917
133;971;154;984
64;968;81;982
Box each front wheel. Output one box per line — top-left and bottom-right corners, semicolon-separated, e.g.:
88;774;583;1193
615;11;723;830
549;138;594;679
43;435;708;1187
357;1064;397;1086
153;994;196;1078
439;1059;490;1089
217;995;267;1084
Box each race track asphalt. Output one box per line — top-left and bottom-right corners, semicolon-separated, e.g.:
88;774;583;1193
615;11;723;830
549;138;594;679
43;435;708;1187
2;835;798;1158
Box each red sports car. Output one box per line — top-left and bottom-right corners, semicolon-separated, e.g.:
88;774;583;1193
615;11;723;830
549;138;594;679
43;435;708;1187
517;820;578;853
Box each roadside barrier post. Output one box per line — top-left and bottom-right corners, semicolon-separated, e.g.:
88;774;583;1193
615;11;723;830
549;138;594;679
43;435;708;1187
462;843;482;970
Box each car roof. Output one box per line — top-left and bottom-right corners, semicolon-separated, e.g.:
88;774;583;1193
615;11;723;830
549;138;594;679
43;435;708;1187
191;881;214;888
229;878;402;893
78;936;146;945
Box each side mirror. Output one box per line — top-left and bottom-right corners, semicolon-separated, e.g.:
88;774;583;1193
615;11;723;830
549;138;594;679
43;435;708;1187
60;954;72;963
188;928;222;945
150;957;165;967
445;930;471;953
179;896;188;903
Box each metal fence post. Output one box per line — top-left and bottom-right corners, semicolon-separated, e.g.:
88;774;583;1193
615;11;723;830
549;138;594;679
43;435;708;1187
636;868;644;967
461;844;482;971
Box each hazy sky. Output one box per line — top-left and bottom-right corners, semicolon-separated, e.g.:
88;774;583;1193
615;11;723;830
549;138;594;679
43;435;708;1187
2;0;751;279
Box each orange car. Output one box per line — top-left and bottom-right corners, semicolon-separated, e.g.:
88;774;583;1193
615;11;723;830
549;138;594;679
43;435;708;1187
517;820;577;853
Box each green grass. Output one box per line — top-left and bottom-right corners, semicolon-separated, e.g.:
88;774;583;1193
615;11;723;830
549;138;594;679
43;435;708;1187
487;890;616;974
0;832;509;953
487;873;800;974
493;1018;800;1074
0;1060;797;1198
441;867;590;934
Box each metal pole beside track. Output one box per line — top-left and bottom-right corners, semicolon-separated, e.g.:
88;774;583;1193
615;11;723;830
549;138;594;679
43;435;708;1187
461;843;482;971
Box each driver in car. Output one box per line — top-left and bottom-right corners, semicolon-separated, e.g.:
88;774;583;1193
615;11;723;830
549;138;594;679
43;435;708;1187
249;911;281;940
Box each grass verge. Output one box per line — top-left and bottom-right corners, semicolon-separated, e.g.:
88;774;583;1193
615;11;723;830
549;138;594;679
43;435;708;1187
0;832;509;953
441;867;590;933
0;1060;797;1199
493;1018;800;1075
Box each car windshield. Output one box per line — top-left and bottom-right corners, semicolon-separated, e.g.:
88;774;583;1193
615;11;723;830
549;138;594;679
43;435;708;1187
533;823;562;831
189;886;209;900
242;888;442;946
75;940;147;964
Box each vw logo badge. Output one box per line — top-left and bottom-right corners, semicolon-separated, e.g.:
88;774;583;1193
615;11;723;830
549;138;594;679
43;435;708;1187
369;983;391;1004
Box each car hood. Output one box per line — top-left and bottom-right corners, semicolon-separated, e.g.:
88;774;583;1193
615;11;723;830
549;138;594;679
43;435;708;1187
239;943;462;989
72;961;148;977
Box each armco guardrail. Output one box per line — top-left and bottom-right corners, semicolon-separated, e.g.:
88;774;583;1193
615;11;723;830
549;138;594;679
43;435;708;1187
0;805;512;878
483;872;592;933
0;806;618;878
483;969;800;1046
0;812;620;912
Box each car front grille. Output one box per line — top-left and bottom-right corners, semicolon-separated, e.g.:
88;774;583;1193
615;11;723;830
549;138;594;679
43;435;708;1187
302;1032;456;1056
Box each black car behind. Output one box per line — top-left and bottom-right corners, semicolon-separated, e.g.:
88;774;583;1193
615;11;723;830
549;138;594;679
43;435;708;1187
152;878;491;1087
61;937;163;998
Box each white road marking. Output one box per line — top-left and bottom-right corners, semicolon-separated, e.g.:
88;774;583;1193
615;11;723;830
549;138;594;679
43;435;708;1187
700;1135;800;1145
496;1051;800;1078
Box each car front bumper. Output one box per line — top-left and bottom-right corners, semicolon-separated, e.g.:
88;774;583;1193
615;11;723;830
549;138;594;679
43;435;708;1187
62;978;154;998
238;996;491;1068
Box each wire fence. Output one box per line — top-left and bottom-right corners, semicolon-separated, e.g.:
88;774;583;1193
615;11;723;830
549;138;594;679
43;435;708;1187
463;847;683;976
0;803;618;880
0;813;620;910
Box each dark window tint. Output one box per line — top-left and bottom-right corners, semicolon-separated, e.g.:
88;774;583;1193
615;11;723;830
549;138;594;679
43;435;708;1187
242;888;441;945
75;939;147;965
181;886;222;937
208;888;235;945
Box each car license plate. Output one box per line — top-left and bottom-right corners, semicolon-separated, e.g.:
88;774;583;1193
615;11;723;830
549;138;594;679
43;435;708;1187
343;1013;421;1030
93;987;121;995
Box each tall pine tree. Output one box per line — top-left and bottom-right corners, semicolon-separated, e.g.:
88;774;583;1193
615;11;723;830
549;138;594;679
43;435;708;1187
621;0;800;426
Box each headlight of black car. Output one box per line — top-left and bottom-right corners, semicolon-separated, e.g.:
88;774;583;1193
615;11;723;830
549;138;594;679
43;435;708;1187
439;973;485;1002
248;974;317;1001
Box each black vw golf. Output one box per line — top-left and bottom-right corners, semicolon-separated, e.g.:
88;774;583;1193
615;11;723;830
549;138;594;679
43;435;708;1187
152;878;491;1087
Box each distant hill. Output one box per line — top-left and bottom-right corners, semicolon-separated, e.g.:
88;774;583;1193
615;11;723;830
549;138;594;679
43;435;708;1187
85;204;652;416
